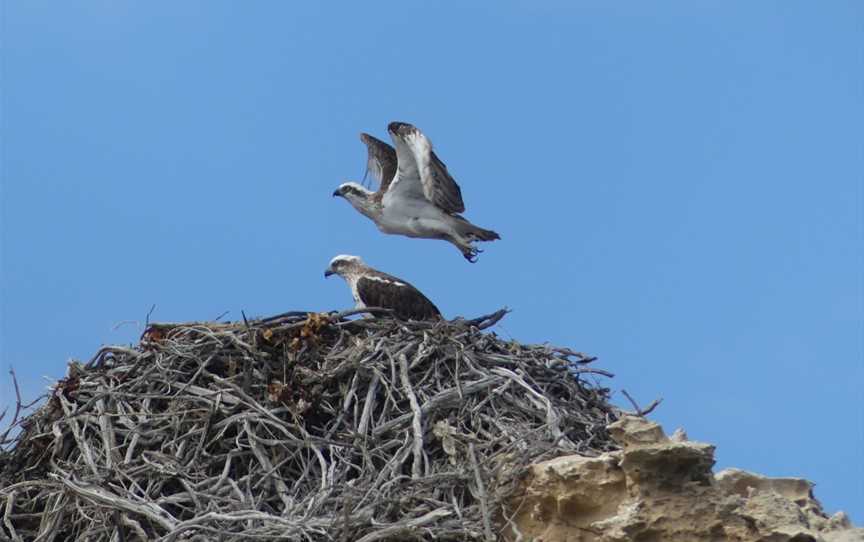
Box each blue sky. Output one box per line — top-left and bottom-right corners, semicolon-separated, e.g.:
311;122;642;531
2;1;861;520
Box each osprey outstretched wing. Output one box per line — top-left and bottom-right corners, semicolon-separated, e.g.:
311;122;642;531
387;121;465;214
359;132;397;197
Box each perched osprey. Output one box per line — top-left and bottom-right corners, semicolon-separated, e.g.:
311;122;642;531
324;255;441;321
333;122;500;262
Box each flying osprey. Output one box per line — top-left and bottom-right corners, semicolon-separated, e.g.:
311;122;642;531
324;255;441;321
333;122;500;262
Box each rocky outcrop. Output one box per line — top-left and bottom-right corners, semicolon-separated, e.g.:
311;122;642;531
505;416;862;542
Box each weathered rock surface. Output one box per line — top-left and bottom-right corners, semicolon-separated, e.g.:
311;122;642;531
505;416;862;542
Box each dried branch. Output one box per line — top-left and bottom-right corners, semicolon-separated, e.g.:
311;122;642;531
621;389;663;417
0;369;25;447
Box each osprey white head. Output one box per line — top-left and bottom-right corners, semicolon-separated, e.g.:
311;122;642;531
332;182;378;220
324;254;365;278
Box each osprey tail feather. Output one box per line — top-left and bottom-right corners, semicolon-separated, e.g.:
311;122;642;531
453;216;500;242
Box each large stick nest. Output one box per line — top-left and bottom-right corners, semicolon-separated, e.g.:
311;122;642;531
0;309;619;541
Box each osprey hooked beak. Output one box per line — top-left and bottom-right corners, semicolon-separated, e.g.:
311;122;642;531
332;188;342;197
324;267;335;278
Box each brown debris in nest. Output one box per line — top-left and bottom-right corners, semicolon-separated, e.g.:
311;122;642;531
0;308;618;541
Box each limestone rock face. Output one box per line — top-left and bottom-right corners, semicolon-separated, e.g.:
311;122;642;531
505;416;862;542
